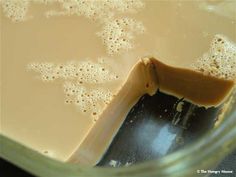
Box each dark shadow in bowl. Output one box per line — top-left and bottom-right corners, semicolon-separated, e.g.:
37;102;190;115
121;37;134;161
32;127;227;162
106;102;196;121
97;90;220;167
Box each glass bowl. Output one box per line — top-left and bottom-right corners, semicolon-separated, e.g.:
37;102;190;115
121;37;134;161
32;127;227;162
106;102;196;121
1;93;235;177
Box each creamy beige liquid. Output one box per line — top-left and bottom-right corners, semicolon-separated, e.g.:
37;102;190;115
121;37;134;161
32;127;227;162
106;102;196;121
1;0;236;164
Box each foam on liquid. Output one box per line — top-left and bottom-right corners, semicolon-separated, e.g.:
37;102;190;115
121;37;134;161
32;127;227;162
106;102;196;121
1;0;145;55
1;0;236;162
193;34;236;80
27;59;118;117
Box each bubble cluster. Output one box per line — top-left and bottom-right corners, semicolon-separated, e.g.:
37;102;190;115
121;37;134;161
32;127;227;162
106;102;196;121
193;34;236;80
1;0;145;55
1;0;144;21
55;1;145;55
1;0;29;22
58;0;144;21
64;82;113;118
97;18;145;55
27;60;118;83
0;0;60;22
28;59;118;119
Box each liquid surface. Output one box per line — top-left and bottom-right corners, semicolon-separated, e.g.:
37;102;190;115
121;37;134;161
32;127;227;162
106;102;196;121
1;0;236;162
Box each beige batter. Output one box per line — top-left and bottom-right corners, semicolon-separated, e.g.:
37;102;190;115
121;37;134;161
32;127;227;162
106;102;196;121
0;0;236;165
